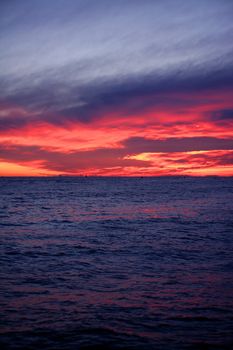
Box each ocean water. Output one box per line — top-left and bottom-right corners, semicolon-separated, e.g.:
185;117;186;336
0;176;233;350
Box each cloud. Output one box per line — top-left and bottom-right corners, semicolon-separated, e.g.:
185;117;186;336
123;136;233;153
0;143;151;173
1;61;233;131
0;116;29;131
209;109;233;121
1;0;233;176
127;150;233;176
0;136;232;174
1;0;233;132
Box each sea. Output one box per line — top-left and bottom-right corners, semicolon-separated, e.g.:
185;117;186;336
0;176;233;350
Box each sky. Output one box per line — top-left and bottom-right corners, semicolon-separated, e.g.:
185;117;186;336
0;0;233;176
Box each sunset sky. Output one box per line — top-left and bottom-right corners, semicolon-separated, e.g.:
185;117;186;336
0;0;233;176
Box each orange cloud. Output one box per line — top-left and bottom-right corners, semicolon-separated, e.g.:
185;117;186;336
126;150;233;176
0;88;232;176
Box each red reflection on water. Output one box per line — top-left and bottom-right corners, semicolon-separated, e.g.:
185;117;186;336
62;202;198;223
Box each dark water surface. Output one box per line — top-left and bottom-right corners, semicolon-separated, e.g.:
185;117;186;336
0;177;233;349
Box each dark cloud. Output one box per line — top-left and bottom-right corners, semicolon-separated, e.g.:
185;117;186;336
123;136;233;153
209;109;233;121
0;144;151;172
0;116;32;131
176;150;233;167
217;152;233;165
1;60;233;131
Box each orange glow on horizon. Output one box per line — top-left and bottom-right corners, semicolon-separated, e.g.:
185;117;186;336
0;89;232;176
1;150;232;177
0;162;59;177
